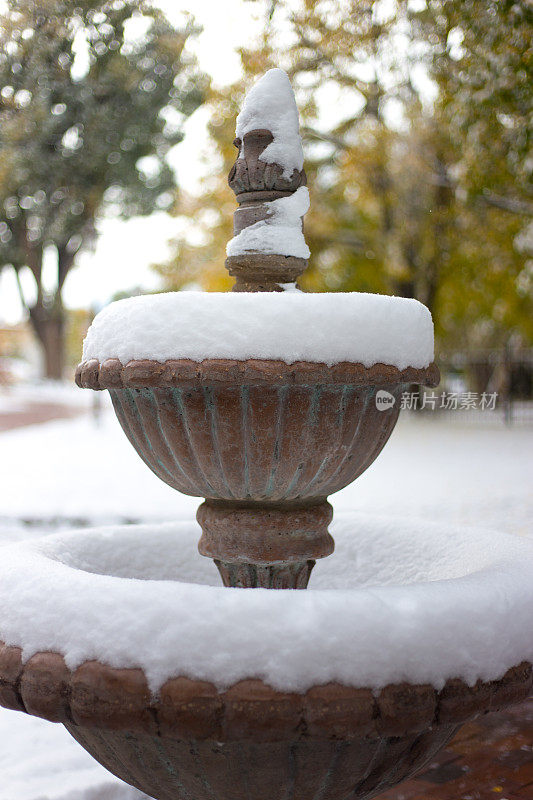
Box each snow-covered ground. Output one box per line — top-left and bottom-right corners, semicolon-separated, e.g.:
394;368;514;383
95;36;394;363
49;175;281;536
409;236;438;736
0;402;531;799
0;711;149;800
0;381;93;413
1;400;530;537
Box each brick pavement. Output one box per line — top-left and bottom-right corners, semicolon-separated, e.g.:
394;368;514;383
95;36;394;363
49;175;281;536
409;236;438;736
378;698;533;800
0;400;84;432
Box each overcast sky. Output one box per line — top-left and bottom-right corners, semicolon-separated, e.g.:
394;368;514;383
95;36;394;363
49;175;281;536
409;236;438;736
0;0;264;323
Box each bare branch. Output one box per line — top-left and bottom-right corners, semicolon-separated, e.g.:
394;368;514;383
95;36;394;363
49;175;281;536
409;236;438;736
301;126;349;151
480;191;533;217
13;266;28;312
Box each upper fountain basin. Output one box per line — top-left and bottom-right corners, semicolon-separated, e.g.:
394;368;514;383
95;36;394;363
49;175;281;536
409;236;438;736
76;292;438;503
80;291;434;370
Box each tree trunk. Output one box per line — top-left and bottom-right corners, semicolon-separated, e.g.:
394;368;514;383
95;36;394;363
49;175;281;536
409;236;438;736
41;316;64;380
29;302;65;380
14;241;75;380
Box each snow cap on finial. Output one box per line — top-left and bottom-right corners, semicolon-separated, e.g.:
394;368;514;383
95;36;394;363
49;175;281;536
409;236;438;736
226;69;309;292
236;68;304;179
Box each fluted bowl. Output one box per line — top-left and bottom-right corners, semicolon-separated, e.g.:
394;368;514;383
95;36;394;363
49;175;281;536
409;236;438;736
76;357;439;503
7;646;530;800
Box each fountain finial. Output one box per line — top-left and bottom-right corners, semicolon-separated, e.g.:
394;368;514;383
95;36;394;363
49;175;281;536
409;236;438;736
226;69;309;292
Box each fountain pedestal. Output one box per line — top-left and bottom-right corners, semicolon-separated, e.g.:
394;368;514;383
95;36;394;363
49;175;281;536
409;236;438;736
197;500;334;588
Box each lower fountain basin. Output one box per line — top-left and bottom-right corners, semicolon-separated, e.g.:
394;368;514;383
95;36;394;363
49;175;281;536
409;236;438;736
0;514;531;800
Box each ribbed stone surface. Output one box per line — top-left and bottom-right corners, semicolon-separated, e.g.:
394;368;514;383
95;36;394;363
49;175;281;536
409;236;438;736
65;723;459;800
1;640;530;800
214;559;315;588
109;383;402;503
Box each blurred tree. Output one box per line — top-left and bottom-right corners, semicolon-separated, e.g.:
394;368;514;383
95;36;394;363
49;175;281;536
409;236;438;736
410;0;533;350
64;306;91;370
0;0;207;378
413;0;531;217
153;82;241;293
156;0;532;352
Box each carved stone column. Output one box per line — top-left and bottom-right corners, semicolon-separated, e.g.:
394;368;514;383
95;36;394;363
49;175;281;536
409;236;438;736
226;128;308;292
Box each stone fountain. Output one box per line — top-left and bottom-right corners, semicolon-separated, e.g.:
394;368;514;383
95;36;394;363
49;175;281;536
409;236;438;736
0;69;531;800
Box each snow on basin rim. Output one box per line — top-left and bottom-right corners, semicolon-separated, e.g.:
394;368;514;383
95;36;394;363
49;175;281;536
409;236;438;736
82;292;434;370
0;512;531;694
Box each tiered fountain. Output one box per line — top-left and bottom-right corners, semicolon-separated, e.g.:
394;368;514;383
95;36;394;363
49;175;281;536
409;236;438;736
0;70;531;800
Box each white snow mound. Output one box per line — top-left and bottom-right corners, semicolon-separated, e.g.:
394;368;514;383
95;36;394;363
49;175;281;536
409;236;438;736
0;512;531;694
227;186;310;259
236;68;304;178
82;291;434;369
